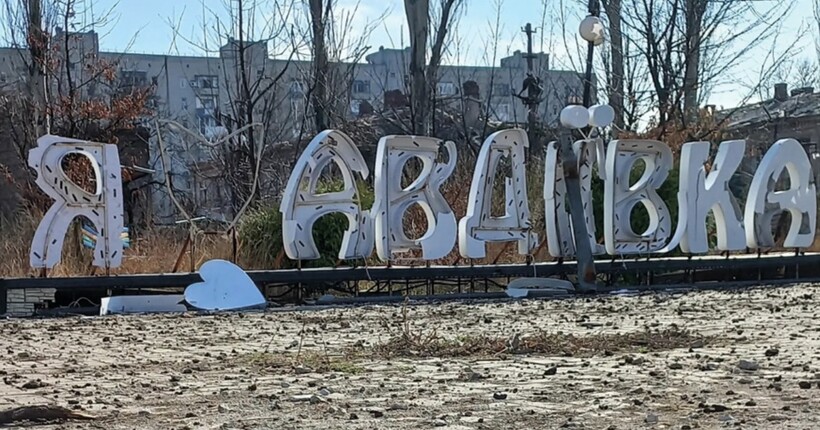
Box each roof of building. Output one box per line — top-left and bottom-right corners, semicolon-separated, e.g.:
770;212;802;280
718;90;820;130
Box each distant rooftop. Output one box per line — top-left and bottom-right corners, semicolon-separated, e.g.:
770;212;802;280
718;83;820;130
365;46;551;70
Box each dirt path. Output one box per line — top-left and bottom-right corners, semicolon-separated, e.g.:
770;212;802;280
1;284;820;429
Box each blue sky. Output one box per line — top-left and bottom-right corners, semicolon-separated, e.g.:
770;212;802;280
11;0;820;108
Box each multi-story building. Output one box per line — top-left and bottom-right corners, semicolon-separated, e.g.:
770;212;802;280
0;30;589;224
717;82;820;199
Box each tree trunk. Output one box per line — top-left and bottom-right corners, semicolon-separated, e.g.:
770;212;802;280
309;0;329;132
683;0;705;124
603;0;624;130
63;0;77;135
27;0;48;137
236;0;257;206
815;3;820;66
426;0;458;136
404;0;429;135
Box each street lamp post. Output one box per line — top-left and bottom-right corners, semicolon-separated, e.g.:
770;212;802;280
581;0;603;107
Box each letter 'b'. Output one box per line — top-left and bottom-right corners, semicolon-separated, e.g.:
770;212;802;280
372;136;457;260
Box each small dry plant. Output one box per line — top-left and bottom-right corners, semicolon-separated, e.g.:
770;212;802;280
372;300;711;359
242;319;364;375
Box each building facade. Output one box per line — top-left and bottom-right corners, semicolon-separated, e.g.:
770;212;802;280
718;83;820;184
0;31;588;224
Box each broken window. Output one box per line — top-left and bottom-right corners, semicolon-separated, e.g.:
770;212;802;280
437;82;457;96
352;80;371;94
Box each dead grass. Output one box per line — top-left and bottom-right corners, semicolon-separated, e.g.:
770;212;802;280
238;304;709;373
240;351;365;375
0;213;238;277
368;300;711;359
370;326;710;359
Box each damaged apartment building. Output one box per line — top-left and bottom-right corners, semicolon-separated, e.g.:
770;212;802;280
717;83;820;187
0;29;588;226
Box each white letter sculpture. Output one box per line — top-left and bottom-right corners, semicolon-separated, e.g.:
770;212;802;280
604;139;673;254
458;129;537;258
280;130;374;260
745;138;817;248
676;140;746;253
544;139;604;257
373;136;457;260
29;135;124;269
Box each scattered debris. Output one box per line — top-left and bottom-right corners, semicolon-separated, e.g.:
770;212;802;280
0;405;95;424
738;360;760;371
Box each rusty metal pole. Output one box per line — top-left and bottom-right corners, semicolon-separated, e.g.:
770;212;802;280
558;129;598;292
520;23;543;158
518;23;544;265
558;0;601;292
516;14;597;290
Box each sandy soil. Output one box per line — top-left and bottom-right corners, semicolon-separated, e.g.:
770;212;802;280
1;284;820;429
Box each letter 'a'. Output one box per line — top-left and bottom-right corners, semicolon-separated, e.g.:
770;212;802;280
745;138;816;248
29;135;124;269
458;129;537;258
279;130;374;260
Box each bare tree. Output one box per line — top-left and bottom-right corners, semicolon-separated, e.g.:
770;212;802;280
815;1;820;65
621;35;654;130
682;0;706;122
404;0;429;135
767;57;819;93
1;0;148;150
298;0;383;132
617;0;796;131
403;0;463;135
478;0;507;140
1;0;58;137
172;0;296;208
793;58;819;89
601;0;624;129
307;0;330;131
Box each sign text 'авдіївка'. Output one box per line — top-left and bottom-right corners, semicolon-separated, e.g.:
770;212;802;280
26;129;817;269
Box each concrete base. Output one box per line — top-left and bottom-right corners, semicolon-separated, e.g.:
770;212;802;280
5;288;56;316
100;295;187;315
506;278;575;298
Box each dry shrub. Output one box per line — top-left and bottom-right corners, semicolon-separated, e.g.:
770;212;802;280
372;326;708;359
0;213;41;277
240;350;364;375
0;210;234;277
623;110;731;157
371;303;708;359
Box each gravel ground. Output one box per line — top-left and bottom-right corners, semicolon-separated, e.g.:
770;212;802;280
1;284;820;429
